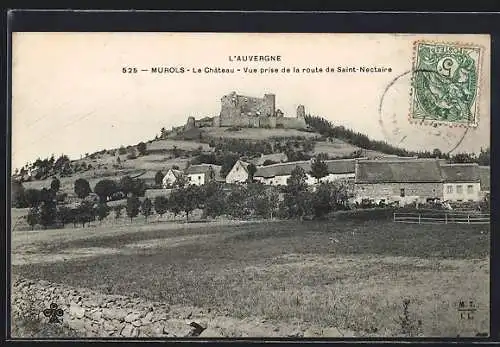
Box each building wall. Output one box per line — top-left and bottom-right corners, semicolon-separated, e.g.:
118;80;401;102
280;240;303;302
354;182;443;204
217;92;306;130
187;173;205;186
220;92;275;119
276;117;307;129
162;170;178;188
320;173;355;183
443;182;481;202
255;175;290;186
226;162;249;184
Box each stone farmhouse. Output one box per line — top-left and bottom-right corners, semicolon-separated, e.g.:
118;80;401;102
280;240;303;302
212;91;308;130
253;158;359;186
354;159;484;205
441;163;482;202
185;164;224;186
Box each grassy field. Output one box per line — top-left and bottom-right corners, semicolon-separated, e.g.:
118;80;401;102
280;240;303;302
202;127;321;140
11;219;489;337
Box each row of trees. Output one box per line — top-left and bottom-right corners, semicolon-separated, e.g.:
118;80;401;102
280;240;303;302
25;164;352;230
13;173;148;209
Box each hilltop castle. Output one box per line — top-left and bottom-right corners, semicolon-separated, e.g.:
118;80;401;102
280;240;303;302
211;91;308;129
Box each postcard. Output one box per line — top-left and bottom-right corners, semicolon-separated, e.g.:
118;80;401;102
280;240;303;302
10;32;490;338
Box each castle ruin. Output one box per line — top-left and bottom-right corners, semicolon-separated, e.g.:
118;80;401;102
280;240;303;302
212;91;307;129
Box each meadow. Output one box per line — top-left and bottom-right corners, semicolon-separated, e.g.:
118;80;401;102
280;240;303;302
11;218;490;337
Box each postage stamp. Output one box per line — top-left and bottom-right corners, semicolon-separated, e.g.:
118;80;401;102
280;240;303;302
409;41;483;128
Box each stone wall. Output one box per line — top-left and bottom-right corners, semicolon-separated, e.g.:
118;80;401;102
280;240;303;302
11;277;212;338
276;117;307;129
220;92;275;119
354;182;444;204
13;277;354;338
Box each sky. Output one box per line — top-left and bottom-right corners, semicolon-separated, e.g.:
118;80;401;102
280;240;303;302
11;33;491;170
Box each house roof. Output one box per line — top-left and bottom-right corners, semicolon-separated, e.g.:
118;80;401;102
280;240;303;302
167;169;184;179
255;161;311;179
479;166;490;191
325;159;356;174
186;164;221;175
355;159;443;183
440;163;480;183
255;159;357;179
185;164;224;181
234;160;251;172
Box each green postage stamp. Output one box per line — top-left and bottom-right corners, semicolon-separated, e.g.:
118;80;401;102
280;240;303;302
410;41;483;127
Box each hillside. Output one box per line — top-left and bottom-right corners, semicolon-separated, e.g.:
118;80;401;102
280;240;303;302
15;123;383;196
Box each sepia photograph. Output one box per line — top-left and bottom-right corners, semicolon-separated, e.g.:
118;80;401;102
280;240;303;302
9;31;491;339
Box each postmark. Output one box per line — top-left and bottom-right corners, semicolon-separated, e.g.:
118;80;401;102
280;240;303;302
409;41;483;128
379;70;470;154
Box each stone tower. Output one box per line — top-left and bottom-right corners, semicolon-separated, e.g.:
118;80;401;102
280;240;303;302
263;94;276;117
297;105;305;119
185;116;196;130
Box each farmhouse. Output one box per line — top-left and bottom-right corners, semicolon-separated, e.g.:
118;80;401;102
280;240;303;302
354;158;444;205
225;160;252;184
254;158;358;186
162;168;184;188
185;164;224;186
441;163;481;202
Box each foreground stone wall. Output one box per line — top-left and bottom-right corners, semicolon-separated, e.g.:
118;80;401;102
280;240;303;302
11;277;210;338
11;277;358;338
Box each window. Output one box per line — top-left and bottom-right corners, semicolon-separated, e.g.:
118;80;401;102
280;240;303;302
400;188;405;197
456;185;463;194
467;185;474;194
446;185;453;194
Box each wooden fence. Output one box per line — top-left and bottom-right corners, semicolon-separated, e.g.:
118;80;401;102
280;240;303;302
393;212;490;225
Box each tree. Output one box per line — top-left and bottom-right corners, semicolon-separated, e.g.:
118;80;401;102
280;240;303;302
247;163;257;183
169;185;202;222
40;188;55;203
155;170;164;187
141;198;153;221
39;200;57;229
202;182;226;218
312;183;334;218
137;142;148;156
119;176;134;196
26;207;39;230
226;185;249;219
310;158;329;183
24;189;41;208
114;205;123;219
220;154;239;178
154;196;169;217
118;146;127;155
284;166;311;219
74;178;92;198
50;177;61;193
96;202;110;222
287;166;308;190
77;201;95;227
11;179;26;208
174;174;189;189
126;196;141;222
160;127;167;139
94;179;118;202
57;206;73;227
